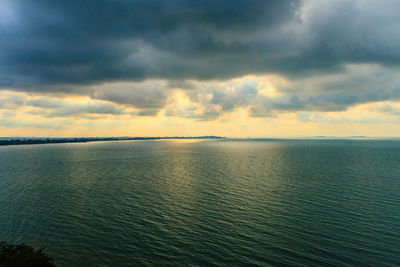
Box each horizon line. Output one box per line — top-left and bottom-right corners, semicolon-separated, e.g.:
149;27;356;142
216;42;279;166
2;135;400;140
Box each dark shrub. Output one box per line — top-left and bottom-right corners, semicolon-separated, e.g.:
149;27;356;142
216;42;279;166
0;242;55;267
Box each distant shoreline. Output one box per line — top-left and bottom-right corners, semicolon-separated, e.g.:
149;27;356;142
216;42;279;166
0;136;226;146
1;136;400;147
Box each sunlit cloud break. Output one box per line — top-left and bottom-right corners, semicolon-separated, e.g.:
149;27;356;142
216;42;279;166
1;0;400;137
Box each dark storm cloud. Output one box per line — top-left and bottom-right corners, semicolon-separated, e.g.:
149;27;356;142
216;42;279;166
9;0;398;87
0;0;297;88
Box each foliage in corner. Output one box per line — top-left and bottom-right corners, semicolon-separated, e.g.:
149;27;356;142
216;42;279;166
0;242;55;267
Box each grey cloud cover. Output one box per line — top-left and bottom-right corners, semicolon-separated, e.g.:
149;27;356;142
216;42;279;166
1;0;400;120
90;81;167;109
1;0;399;88
0;94;130;118
177;64;400;119
0;0;296;87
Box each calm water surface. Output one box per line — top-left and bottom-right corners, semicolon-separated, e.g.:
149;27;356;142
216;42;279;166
0;139;399;266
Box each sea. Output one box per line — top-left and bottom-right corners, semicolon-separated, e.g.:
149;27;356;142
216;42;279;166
0;139;399;266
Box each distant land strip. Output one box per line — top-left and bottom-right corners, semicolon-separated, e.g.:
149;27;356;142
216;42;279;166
0;136;225;146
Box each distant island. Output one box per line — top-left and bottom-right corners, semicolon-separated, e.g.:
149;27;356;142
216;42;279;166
0;136;225;146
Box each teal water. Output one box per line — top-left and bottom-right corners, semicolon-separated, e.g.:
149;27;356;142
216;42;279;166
0;139;399;266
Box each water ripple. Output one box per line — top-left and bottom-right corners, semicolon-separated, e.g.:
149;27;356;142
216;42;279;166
0;140;399;266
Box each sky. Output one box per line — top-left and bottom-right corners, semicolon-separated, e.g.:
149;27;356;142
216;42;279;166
1;0;400;137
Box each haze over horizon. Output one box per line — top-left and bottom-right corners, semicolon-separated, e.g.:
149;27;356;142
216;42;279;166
1;0;400;137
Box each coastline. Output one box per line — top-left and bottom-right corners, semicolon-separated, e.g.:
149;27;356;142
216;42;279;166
0;136;225;147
